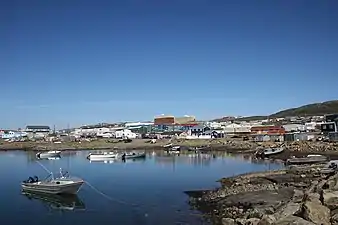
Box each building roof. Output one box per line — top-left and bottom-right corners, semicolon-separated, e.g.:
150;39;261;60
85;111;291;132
26;125;50;130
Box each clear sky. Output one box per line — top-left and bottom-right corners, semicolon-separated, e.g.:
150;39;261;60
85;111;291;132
1;0;338;129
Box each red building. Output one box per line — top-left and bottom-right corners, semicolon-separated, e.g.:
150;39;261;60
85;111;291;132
251;126;285;135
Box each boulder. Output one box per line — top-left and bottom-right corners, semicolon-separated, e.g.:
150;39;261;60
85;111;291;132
292;189;304;203
274;215;315;225
331;209;338;224
245;218;260;225
306;192;321;205
257;215;276;225
274;202;301;220
323;189;338;210
222;218;236;225
302;200;330;225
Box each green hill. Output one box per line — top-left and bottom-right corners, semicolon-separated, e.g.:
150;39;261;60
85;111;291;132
213;100;338;122
270;100;338;118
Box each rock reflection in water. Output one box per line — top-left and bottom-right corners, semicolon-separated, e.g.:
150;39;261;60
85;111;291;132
22;191;85;211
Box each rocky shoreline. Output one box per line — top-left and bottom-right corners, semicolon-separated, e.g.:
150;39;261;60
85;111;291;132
186;164;338;225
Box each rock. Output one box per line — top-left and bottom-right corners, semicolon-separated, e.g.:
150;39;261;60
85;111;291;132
292;189;304;203
306;192;321;205
257;215;276;225
245;218;260;225
274;202;301;220
235;218;247;225
274;215;315;225
222;218;236;225
302;200;330;225
323;189;338;210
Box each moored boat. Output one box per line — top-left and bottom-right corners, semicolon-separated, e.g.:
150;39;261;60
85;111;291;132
21;169;84;195
36;151;61;159
121;151;146;160
165;146;181;154
86;152;119;160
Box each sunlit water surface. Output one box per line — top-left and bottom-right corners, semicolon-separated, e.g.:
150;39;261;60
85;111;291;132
0;150;283;225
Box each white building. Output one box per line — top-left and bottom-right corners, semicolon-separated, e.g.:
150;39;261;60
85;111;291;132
283;124;306;132
223;123;251;134
115;129;137;139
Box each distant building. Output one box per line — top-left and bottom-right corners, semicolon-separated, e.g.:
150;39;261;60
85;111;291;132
282;124;306;132
25;125;51;133
251;126;285;135
189;125;211;136
321;114;338;134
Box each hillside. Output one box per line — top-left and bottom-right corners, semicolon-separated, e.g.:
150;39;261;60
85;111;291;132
270;100;338;118
213;100;338;122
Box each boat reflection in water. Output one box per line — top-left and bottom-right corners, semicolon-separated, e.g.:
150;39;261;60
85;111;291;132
22;191;85;211
89;159;117;164
36;155;61;161
88;156;146;164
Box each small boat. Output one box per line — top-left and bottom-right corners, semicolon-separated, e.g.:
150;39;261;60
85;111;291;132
22;191;86;211
21;168;84;195
36;151;61;159
286;155;328;165
87;152;119;160
163;143;173;148
255;147;284;158
121;151;146;160
165;146;181;154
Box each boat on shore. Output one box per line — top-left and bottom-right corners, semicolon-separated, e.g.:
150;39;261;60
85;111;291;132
121;151;146;160
286;154;328;165
36;151;61;159
21;168;84;195
255;146;284;158
86;152;119;160
163;143;173;148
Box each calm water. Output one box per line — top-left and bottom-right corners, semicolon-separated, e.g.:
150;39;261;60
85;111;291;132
0;150;283;225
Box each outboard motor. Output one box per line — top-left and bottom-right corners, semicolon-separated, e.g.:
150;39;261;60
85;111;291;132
121;153;126;160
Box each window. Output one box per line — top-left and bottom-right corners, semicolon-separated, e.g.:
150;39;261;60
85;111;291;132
329;124;334;130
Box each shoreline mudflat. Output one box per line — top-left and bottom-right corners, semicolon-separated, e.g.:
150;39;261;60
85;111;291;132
186;164;338;225
0;138;337;156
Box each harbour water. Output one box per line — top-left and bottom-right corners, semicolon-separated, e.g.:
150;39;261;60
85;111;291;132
0;151;283;225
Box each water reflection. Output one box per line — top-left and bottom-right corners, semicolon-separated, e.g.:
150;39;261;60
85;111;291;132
22;191;85;211
88;158;146;164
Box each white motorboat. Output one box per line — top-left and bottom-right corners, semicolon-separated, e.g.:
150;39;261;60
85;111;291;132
36;151;61;159
255;146;284;157
86;152;119;160
21;168;84;195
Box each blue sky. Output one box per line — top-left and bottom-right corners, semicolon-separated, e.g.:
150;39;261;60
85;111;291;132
1;0;338;129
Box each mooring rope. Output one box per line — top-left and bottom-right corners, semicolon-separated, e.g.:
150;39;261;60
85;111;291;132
36;160;52;174
84;180;139;206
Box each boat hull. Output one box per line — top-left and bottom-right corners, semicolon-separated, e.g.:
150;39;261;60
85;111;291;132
22;180;84;195
286;156;328;165
37;151;61;159
87;153;118;160
123;153;146;159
